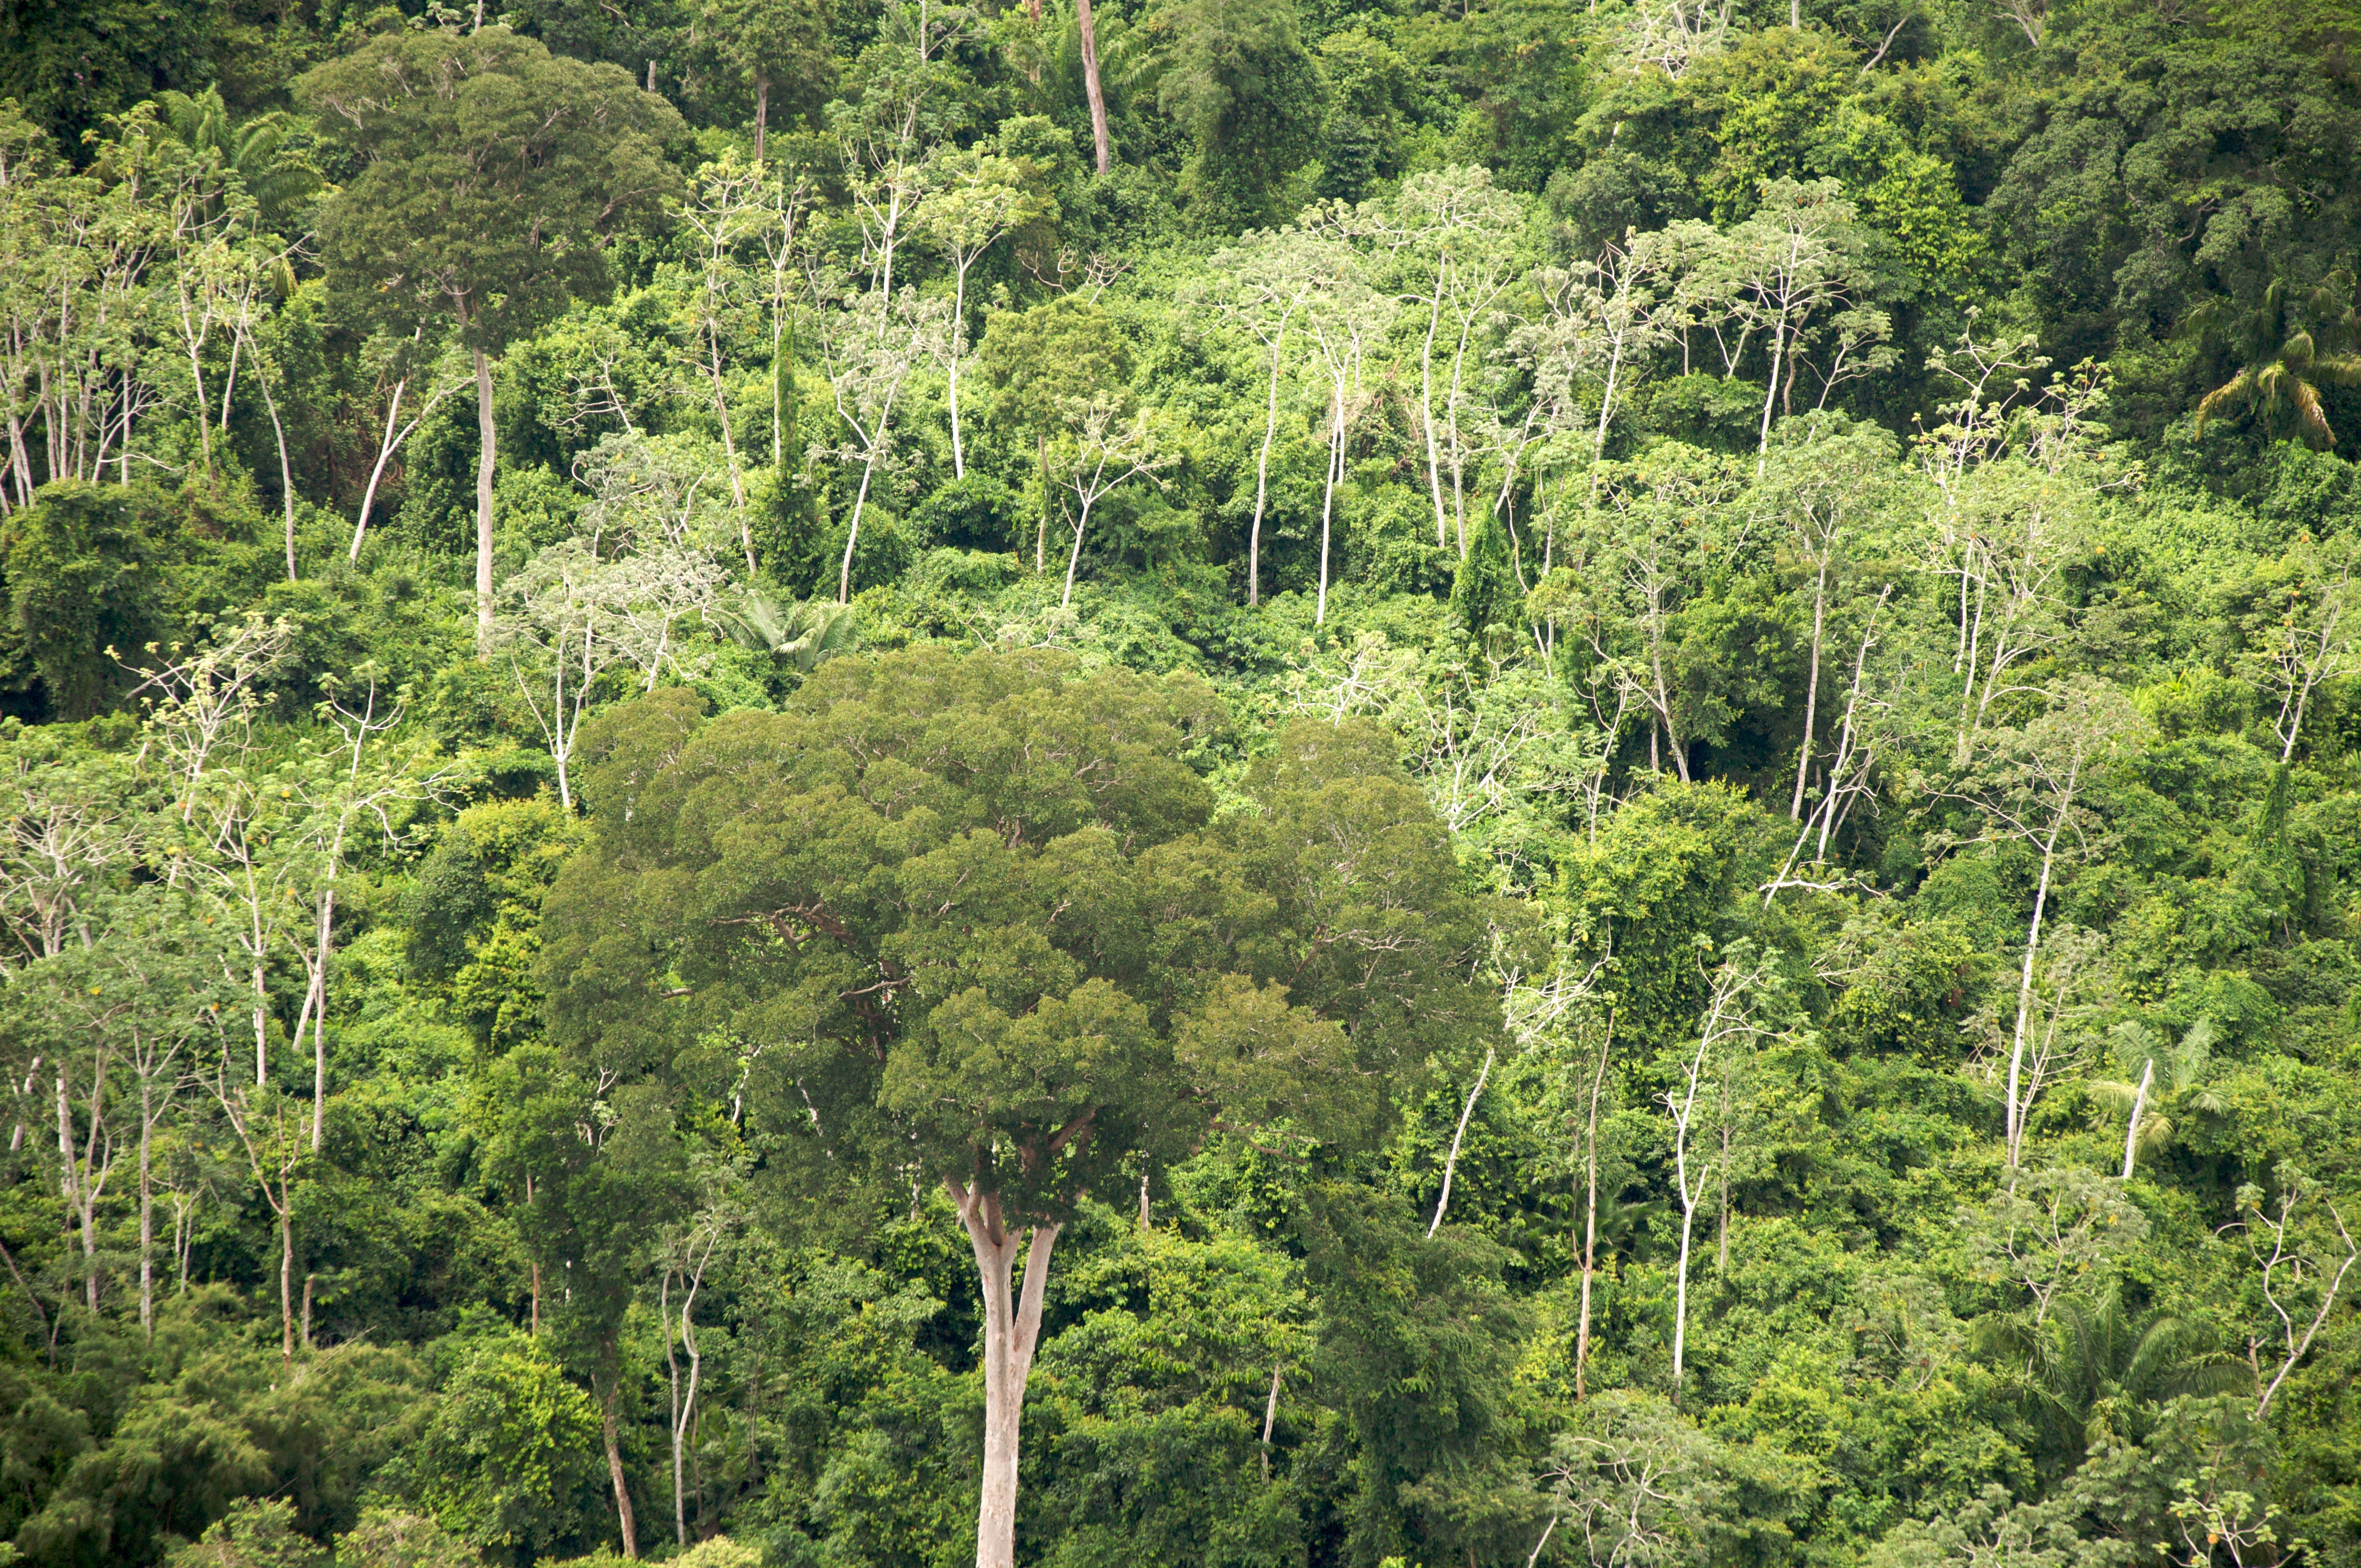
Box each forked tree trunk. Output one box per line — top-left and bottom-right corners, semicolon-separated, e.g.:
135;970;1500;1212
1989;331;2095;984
947;1181;1059;1568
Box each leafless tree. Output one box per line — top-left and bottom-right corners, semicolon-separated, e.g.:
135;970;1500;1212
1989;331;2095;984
2224;1166;2359;1418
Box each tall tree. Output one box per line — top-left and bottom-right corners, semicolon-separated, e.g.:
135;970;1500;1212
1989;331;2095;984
296;28;685;656
920;151;1049;480
540;655;1497;1568
1944;682;2145;1184
1203;231;1319;606
695;0;834;163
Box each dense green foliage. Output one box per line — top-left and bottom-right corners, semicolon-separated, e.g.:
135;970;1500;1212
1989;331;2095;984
1;0;2360;1566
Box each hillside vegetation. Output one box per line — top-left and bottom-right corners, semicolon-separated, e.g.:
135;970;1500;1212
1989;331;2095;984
0;1;2359;1567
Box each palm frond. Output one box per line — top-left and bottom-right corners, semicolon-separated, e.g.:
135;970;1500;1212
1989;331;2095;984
717;593;858;673
2309;352;2361;388
2291;378;2335;448
2195;369;2255;437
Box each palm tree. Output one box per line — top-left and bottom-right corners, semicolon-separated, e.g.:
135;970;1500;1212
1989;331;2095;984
2191;272;2361;449
149;88;322;227
2089;1019;2228;1179
717;592;858;672
1976;1286;2244;1466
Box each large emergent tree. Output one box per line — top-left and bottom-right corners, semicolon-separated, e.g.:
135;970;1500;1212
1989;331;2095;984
295;27;683;655
538;649;1498;1568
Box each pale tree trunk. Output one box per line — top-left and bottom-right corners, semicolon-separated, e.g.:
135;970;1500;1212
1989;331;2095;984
1035;432;1051;574
1672;1173;1697;1397
1421;289;1449;548
278;1201;295;1359
1428;1048;1494;1237
705;331;754;575
57;1069;105;1312
603;1376;640;1558
259;361;298;582
2004;823;2061;1180
754;73;769;164
474;348;497;658
138;1079;156;1339
1248;319;1288;606
1316;385;1343;625
2120;1058;2152;1180
948;1182;1059;1568
310;906;330;1152
663;1240;714;1548
1062;493;1096;607
1259;1362;1281;1477
1789;559;1829;820
1574;1011;1611;1399
1444;315;1474;556
948;265;969;480
1756;319;1787;463
840;454;879;605
1666;990;1728;1401
253;955;270;1085
1076;0;1112;175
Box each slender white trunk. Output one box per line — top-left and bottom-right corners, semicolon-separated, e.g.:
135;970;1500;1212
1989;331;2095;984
949;268;969;480
1590;329;1626;508
1756;319;1786;463
1428;1047;1494;1237
2005;826;2060;1177
1445;313;1474;556
1062;493;1094;607
310;885;334;1151
839;454;879;604
1789;562;1829;820
474;349;497;657
1249;318;1288;606
259;361;297;582
242;939;265;1061
1667;1001;1718;1398
668;1271;704;1547
138;1079;155;1338
1421;287;1448;547
1317;383;1343;625
706;329;753;575
1259;1362;1282;1476
2120;1059;2152;1180
277;1194;294;1360
1575;1010;1612;1399
1672;1186;1696;1396
603;1379;639;1557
